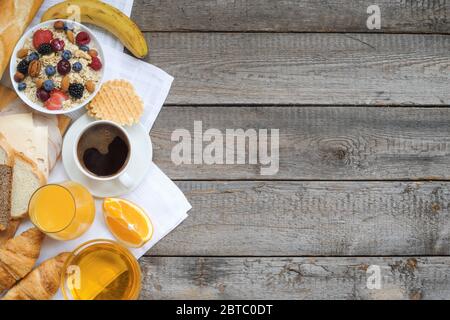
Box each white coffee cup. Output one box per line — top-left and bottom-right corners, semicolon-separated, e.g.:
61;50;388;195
73;120;134;188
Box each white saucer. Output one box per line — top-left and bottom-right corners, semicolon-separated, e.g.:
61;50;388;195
62;114;153;198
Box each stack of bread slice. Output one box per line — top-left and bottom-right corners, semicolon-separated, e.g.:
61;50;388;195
0;134;46;231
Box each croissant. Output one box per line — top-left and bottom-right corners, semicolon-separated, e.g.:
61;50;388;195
0;220;21;246
2;252;70;300
0;227;44;292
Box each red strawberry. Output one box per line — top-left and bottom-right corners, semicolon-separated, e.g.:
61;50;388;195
45;90;68;110
89;56;102;71
33;29;54;49
44;96;62;110
51;89;69;102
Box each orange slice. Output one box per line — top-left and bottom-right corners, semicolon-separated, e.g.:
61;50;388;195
103;198;153;248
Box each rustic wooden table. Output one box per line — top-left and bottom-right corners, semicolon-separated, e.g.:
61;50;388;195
134;0;450;299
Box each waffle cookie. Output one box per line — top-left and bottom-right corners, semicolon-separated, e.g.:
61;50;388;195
87;80;144;126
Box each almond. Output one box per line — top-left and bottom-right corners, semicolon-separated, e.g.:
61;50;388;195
14;72;25;83
35;78;44;89
85;80;96;93
61;75;70;92
17;48;29;59
67;30;75;44
28;60;41;78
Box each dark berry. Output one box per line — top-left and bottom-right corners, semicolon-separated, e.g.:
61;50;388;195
26;52;39;62
76;32;91;46
68;83;84;99
38;43;52;55
73;62;82;72
18;83;26;91
45;65;56;76
79;45;89;52
17;59;29;75
50;38;65;52
43;80;54;92
62;50;72;60
36;88;50;102
57;60;71;75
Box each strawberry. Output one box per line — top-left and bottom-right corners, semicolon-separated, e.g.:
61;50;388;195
44;96;62;110
45;90;68;110
33;29;54;49
51;89;69;102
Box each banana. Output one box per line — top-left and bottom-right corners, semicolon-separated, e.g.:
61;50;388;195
41;0;148;58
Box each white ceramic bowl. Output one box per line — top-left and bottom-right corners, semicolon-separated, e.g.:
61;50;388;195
10;20;105;115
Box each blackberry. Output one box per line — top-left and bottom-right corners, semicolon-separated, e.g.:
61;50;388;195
17;59;29;75
38;43;52;55
68;83;84;99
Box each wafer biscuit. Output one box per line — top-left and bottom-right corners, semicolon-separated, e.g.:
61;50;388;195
87;80;144;126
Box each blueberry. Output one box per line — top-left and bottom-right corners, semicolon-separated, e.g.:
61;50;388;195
45;66;56;76
62;50;72;60
43;80;54;92
18;83;26;91
79;45;89;52
27;52;39;62
73;62;83;72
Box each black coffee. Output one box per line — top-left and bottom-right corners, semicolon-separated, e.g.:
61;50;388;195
77;123;130;177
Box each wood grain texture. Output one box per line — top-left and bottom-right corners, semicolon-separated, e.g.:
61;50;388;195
151;107;450;180
146;33;450;105
149;181;450;256
133;0;450;33
139;256;450;299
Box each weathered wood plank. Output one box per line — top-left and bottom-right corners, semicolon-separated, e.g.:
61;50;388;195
151;107;450;180
149;181;450;256
133;0;449;33
146;33;450;105
139;256;450;300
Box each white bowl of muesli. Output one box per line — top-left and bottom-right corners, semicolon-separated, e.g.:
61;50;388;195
10;20;105;115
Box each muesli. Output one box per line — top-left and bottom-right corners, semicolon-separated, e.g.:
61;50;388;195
13;21;103;111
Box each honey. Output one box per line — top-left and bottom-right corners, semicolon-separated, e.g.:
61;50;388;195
62;240;141;300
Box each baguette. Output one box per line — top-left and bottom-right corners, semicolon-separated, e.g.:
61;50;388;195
0;0;44;77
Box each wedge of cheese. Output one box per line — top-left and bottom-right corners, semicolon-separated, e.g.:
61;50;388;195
0;113;48;177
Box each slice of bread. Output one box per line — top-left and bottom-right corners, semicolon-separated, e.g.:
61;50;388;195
0;133;13;166
0;165;12;231
10;152;46;219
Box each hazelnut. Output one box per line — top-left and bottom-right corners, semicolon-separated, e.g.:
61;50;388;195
54;21;65;30
17;48;29;59
35;78;44;89
28;60;41;78
14;72;25;83
88;49;98;58
85;80;96;93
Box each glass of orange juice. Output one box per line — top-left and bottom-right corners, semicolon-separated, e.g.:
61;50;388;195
28;181;95;241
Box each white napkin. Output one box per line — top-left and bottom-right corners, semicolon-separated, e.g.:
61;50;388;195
18;46;192;262
13;0;192;299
